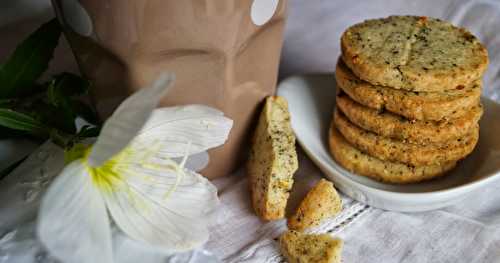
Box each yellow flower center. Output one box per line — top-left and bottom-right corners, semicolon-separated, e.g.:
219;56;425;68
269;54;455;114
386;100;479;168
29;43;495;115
64;144;126;193
64;142;190;198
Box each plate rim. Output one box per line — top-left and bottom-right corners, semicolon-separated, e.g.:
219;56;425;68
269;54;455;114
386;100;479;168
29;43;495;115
278;73;500;202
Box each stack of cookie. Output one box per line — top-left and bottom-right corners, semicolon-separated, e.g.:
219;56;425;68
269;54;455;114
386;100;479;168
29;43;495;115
329;16;488;184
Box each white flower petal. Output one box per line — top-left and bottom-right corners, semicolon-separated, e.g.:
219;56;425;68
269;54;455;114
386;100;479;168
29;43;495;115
37;161;113;263
101;160;219;253
172;151;210;172
131;105;233;158
88;73;175;167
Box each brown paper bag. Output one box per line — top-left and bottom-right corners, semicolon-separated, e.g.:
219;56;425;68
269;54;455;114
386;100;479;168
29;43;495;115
52;0;288;179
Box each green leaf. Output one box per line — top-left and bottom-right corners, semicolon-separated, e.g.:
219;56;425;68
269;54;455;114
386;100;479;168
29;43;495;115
44;73;98;121
0;156;27;180
31;101;76;134
0;108;47;134
0;18;61;98
48;128;71;148
0;98;14;107
46;73;89;106
42;73;95;132
0;126;27;138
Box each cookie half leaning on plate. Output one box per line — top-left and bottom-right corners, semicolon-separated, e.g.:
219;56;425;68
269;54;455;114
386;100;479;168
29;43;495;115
335;59;482;121
341;15;488;92
247;96;298;220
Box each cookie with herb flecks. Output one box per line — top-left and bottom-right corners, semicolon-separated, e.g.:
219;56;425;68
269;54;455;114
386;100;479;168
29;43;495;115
328;120;457;184
247;96;298;221
336;94;483;144
334;109;479;166
335;58;482;121
279;230;343;263
288;179;342;231
341;16;488;92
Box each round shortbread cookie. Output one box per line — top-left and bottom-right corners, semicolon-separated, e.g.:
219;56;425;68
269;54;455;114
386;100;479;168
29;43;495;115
334;109;479;166
336;94;483;144
341;16;488;92
328;122;457;184
335;58;482;121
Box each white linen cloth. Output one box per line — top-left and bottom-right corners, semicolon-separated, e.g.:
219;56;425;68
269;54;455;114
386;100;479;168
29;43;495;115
0;0;500;262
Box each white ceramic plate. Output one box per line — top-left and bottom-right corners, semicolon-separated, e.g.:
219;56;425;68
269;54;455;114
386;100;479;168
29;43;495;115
277;74;500;212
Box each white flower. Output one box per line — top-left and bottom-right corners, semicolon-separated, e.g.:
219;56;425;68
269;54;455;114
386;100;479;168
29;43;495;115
36;73;233;263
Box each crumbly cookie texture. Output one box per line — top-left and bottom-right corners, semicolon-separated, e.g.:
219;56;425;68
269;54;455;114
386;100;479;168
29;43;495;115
335;58;482;121
334;109;479;166
341;16;488;92
247;96;298;220
288;179;342;231
328;121;457;184
279;230;343;263
336;94;483;144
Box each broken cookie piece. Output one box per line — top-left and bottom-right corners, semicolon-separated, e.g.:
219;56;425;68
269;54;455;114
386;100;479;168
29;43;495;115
279;230;343;263
288;179;342;231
